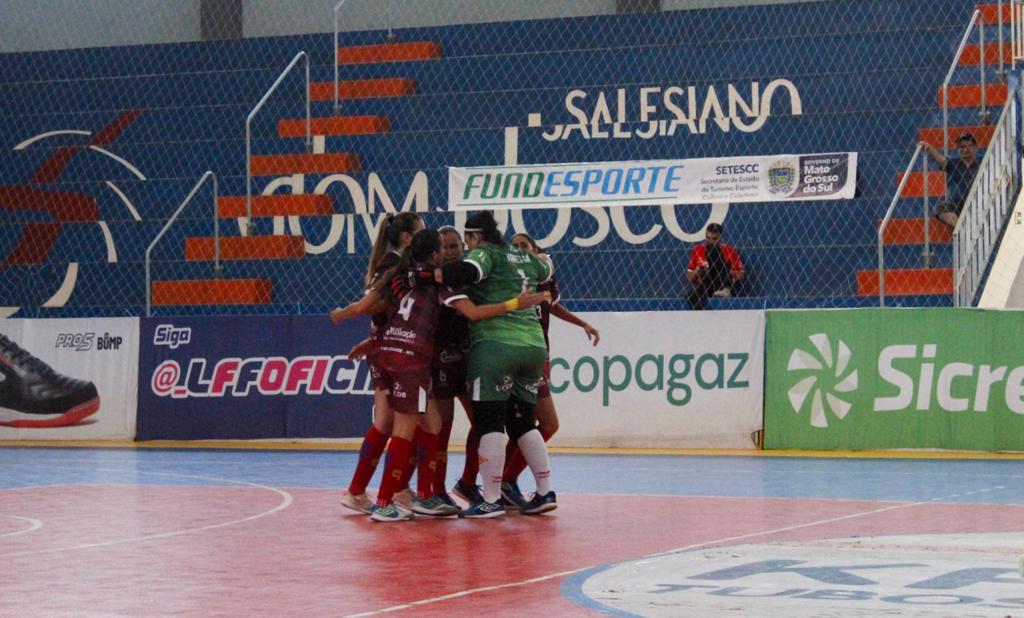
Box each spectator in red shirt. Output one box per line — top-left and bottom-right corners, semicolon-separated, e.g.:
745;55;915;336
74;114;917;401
686;222;745;310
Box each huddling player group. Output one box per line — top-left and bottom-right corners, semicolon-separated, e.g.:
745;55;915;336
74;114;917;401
330;210;599;521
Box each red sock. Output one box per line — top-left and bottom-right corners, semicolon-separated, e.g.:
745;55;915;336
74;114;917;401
434;415;454;494
460;427;480;485
397;427;420;492
348;425;390;495
376;437;413;507
415;431;439;499
503;427;554;482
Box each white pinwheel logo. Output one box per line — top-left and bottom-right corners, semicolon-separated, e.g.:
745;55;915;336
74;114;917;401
786;333;858;428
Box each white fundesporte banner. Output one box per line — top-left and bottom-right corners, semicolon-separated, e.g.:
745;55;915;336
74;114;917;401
449;153;856;210
0;318;139;440
545;310;764;449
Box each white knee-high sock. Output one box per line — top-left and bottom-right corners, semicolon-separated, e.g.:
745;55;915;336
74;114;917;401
517;429;552;496
478;431;507;504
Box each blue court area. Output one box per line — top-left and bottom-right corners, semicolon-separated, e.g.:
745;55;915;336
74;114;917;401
3;447;1023;503
2;446;1023;616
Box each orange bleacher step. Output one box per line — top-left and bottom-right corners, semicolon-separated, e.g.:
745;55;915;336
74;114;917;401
937;83;1008;108
856;268;953;296
338;41;442;64
898;171;946;198
310;78;416;100
878;218;953;245
217;194;333;218
278;115;389;138
250;153;360;176
977;3;1013;24
919;125;995;148
959;42;1013;66
185;235;305;261
152;278;272;306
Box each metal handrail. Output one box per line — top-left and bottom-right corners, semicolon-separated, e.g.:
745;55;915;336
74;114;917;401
246;51;310;226
333;0;349;115
942;11;984;161
952;93;1019;306
879;145;928;306
145;171;219;317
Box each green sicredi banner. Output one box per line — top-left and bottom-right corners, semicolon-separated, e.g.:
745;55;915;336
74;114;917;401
765;308;1024;451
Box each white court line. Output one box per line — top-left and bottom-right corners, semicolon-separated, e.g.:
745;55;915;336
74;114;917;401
0;471;292;559
0;514;43;538
345;488;1008;617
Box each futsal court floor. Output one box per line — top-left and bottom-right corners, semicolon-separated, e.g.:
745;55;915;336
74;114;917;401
1;444;1022;617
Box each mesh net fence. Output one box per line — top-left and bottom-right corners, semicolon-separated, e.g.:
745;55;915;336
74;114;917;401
0;0;1015;317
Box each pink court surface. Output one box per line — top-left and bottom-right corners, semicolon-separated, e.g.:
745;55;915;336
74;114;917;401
1;444;1023;617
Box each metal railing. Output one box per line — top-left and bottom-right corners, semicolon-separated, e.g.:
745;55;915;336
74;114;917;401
953;93;1019;306
878;145;929;306
942;11;985;160
145;171;219;317
1013;0;1024;68
246;51;310;227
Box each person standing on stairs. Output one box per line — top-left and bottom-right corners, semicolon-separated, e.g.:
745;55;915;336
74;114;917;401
919;132;981;229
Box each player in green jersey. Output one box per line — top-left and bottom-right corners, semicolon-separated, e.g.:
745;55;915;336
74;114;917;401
424;211;559;517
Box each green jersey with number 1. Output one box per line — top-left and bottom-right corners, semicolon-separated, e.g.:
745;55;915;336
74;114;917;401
463;243;552;349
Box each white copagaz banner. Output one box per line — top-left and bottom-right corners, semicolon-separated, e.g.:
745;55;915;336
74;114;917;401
0;318;139;440
448;153;856;210
544;310;764;449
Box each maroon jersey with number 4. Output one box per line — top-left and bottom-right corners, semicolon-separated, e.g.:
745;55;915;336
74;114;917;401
379;268;466;370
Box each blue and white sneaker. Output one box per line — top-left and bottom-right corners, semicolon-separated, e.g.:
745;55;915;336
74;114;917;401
459;499;505;519
413;494;461;517
500;479;528;509
437;491;458;508
370;501;414;522
452;479;483;504
521;491;557;515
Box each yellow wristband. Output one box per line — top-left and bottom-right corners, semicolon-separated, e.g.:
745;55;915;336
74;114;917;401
504;298;519;311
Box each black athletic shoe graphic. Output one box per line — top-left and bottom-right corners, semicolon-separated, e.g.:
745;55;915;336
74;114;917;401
0;333;100;428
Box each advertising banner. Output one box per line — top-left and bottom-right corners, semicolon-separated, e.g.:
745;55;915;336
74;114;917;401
448;153;856;210
765;308;1024;451
0;317;138;439
137;315;373;440
470;310;764;449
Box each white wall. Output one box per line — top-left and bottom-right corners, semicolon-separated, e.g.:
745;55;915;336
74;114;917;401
0;0;200;53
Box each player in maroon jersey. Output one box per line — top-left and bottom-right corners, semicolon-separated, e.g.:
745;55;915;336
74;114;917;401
427;226;474;508
332;229;549;521
498;232;600;508
332;212;423;516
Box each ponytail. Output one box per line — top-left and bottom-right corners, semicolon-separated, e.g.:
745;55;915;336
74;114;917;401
463;210;505;246
365;212;421;286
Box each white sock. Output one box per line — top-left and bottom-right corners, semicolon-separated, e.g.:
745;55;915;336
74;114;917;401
478;431;506;504
517;429;552;496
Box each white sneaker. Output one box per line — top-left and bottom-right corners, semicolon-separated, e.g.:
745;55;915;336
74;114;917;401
712;287;732;298
340;491;373;514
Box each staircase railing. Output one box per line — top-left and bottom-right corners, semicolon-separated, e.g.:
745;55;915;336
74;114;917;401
145;171;219;317
246;51;310;227
953;92;1019;306
1012;0;1024;68
943;11;986;159
878;145;929;306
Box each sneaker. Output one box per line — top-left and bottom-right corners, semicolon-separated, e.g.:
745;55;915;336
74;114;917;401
437;492;458;508
0;334;100;428
459;499;505;519
393;487;414;511
370;502;414;522
500;479;528;509
452;479;483;504
521;491;557;515
712;287;732;298
412;494;461;517
340;491;373;514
